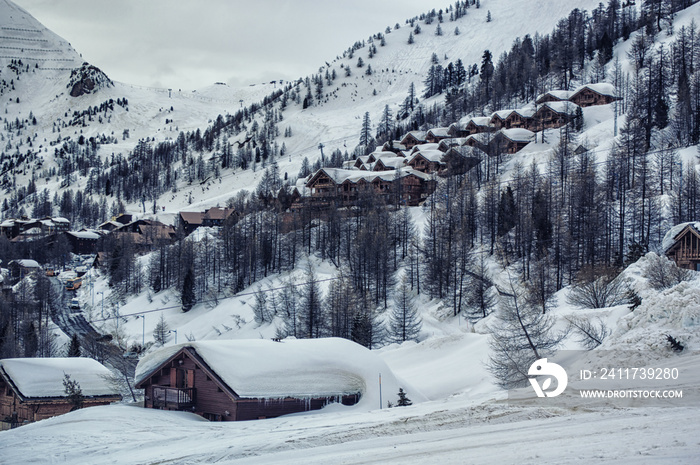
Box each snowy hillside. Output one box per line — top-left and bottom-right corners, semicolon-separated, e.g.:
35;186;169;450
2;0;700;463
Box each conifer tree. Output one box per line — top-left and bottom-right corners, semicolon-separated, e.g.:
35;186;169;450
153;313;170;346
67;334;81;357
181;267;196;312
396;388;412;406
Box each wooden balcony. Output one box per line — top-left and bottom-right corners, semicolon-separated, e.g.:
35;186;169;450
152;386;195;410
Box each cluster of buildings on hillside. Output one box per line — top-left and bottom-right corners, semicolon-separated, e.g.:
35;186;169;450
294;83;620;209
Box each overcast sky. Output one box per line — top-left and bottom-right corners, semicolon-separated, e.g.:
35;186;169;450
14;0;430;90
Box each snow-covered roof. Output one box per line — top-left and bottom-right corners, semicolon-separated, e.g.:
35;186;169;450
536;89;574;102
375;157;408;169
573;83;618;98
662;222;700;252
0;357;120;399
410;142;440;153
10;259;40;268
136;338;395;399
409;149;444;163
0;220;14;227
491;109;514;120
67;231;101;240
511;105;536;118
469;116;491;126
541;101;580;115
499;128;535;142
427;127;450;138
52;217;70;223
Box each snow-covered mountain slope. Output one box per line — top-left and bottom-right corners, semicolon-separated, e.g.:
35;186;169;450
1;0;608;218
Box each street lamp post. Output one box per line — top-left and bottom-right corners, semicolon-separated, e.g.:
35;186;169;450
169;329;177;345
136;315;145;348
97;291;104;318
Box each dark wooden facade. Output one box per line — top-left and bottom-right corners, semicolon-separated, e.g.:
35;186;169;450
569;87;619;107
666;224;700;270
136;347;359;422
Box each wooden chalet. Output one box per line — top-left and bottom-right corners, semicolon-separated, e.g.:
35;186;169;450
463;116;492;135
489;129;535;154
178;207;236;236
65;230;102;254
399;131;427;149
134;339;363;422
534;101;580;129
665;223;700;270
373;157;406;172
407;150;444;174
0;216;70;240
569;83;620;107
303;168;435;207
442;147;482;176
0;358;121;428
7;259;41;284
489;110;514;130
426;127;450;143
504;107;536;130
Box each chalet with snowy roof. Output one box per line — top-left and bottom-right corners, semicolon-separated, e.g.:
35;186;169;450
463;133;490;153
373;157;407;172
0;216;71;240
664;222;700;270
7;259;41;284
407;150;444;174
489;129;535;154
65;230;102;254
489;110;514;130
134;339;365;422
178;207;236;236
535;90;575;105
569;83;620;107
442;147;482;176
399;131;427;149
426;127;450;143
534;101;580;129
464;116;492;135
0;357;121;427
504;107;536;130
303;168;435;207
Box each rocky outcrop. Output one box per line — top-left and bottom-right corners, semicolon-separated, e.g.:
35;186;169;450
67;62;113;97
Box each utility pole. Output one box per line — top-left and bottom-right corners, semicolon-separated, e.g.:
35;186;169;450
318;142;325;162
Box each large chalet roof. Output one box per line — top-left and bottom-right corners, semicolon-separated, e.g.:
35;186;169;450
409;149;444;164
0;357;121;401
491;109;515;121
511;105;537;118
427;127;450;138
179;211;204;225
498;128;536;143
571;83;619;99
67;231;102;240
135;338;389;399
203;207;235;221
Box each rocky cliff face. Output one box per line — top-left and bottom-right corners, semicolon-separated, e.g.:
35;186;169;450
67;62;113;97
